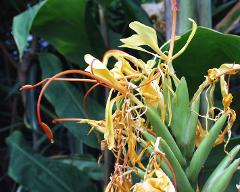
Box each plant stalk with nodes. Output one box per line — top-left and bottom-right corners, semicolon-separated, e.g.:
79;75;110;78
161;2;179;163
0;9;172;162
21;0;240;191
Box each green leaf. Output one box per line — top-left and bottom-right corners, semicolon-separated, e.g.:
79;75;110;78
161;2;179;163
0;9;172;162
12;1;46;58
38;53;104;148
172;27;240;95
59;155;104;181
6;131;94;192
13;0;98;64
120;0;152;26
32;0;92;65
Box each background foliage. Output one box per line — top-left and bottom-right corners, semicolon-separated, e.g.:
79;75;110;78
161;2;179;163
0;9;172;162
0;0;240;191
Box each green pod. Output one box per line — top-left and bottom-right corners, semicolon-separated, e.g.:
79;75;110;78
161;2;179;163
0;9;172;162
184;95;200;158
170;78;190;148
208;158;240;192
160;139;194;192
146;107;186;166
202;145;240;192
186;114;228;182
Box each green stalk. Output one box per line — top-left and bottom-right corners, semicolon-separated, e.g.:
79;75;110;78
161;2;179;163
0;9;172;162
197;0;212;28
178;0;196;34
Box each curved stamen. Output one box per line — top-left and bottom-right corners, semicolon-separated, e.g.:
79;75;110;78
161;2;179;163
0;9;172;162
83;83;100;113
20;78;96;91
36;69;127;142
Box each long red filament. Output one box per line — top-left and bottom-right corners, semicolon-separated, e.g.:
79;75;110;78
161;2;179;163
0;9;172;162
83;83;100;113
20;78;97;91
36;69;127;142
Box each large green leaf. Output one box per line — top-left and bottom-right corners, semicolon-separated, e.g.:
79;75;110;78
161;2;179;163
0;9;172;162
32;0;92;64
13;0;104;64
120;0;164;44
172;27;240;95
12;1;46;57
6;131;95;192
39;53;104;148
59;155;104;181
120;0;151;25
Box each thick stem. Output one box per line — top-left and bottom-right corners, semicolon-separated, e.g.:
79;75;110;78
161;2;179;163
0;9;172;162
197;0;212;28
165;0;174;40
178;0;196;34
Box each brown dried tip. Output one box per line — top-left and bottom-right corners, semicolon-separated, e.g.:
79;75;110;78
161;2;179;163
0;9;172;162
40;122;54;143
20;85;33;91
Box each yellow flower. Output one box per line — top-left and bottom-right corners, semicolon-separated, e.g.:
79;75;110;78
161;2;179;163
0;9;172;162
132;169;175;192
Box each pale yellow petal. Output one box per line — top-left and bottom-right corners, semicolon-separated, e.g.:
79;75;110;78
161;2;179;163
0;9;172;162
172;18;197;60
120;21;167;60
105;89;116;150
84;54;122;87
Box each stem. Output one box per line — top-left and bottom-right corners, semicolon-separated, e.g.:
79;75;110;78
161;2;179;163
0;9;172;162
197;0;212;28
178;0;196;34
167;0;178;73
165;0;174;40
20;78;97;90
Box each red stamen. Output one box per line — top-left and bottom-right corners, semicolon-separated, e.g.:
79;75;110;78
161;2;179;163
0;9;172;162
20;78;96;91
40;122;54;143
83;83;100;113
34;69;127;142
20;85;34;91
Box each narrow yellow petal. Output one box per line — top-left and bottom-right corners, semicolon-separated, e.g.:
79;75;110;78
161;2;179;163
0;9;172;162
105;89;116;150
172;18;197;60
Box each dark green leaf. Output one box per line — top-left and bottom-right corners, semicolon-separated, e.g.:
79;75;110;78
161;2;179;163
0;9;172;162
172;27;240;95
59;155;104;181
32;0;92;65
121;0;151;25
12;1;45;57
6;131;94;192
